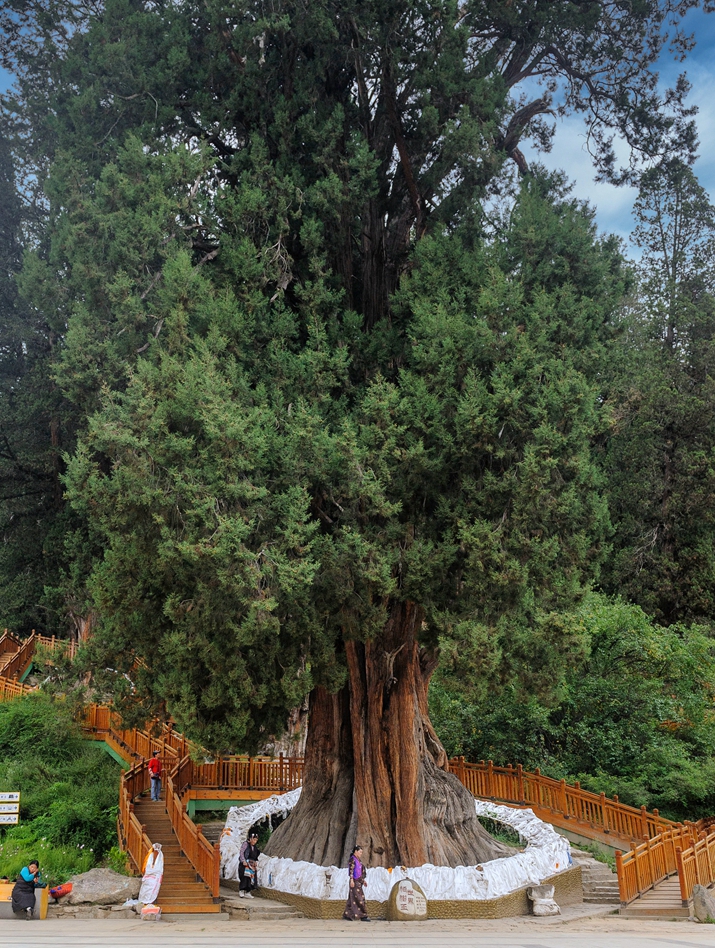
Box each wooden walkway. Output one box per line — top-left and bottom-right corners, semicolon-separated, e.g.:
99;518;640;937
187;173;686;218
131;795;220;914
619;877;689;918
2;628;715;918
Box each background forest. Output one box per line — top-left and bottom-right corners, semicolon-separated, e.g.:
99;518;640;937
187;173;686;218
1;0;715;839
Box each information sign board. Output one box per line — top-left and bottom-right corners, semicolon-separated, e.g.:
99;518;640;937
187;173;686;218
0;813;19;824
0;792;20;802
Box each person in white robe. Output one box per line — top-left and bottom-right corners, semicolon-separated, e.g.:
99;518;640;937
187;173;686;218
138;843;164;904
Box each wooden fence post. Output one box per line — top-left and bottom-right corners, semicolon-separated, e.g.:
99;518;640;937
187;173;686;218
615;850;626;904
600;792;609;832
675;847;689;905
645;835;655;888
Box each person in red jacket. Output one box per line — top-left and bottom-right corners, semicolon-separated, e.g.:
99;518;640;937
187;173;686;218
148;751;163;801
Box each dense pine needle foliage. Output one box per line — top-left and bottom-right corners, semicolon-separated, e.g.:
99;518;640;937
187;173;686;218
0;0;714;817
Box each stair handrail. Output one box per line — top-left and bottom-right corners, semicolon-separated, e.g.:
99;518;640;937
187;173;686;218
117;759;154;876
166;756;220;898
0;632;38;679
4;627;715;909
675;831;715;903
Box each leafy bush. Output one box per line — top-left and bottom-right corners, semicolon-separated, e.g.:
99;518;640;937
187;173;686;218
431;594;715;821
0;694;121;884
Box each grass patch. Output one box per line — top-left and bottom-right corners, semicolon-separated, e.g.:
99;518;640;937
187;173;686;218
477;815;523;848
0;693;122;886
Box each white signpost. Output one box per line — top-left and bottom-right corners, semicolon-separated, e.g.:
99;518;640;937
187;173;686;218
0;792;20;824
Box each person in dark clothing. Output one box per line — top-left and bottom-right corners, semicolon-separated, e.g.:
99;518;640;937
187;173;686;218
238;831;260;898
343;845;370;921
12;860;42;919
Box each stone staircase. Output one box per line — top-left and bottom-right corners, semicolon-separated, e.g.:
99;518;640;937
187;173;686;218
199;821;226;844
221;882;304;920
132;795;221;914
570;850;620;904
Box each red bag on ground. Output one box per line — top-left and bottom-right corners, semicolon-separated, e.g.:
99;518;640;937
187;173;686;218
49;882;73;902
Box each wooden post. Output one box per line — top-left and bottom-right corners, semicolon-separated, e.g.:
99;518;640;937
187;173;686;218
615;850;627;904
517;763;525;804
600;792;609;832
676;847;689;905
640;804;648;838
487;759;494;798
645;836;655;888
212;841;221;899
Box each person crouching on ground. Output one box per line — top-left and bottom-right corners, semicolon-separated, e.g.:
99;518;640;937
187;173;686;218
343;845;370;921
238;831;260;898
148;750;162;801
12;860;42;920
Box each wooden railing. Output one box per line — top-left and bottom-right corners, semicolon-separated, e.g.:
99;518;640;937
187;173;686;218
676;832;715;903
0;630;22;658
0;632;38;679
166;760;220;898
615;825;696;905
449;757;679;850
117;759;154;876
186;754;305;792
0;674;33;700
83;704;221;897
4;628;715;908
36;634;78;657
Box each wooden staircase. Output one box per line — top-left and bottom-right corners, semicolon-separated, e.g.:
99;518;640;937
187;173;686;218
4;627;715;918
132;795;221;914
619;877;691;918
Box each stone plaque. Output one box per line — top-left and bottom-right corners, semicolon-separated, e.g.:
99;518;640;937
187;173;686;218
386;877;428;921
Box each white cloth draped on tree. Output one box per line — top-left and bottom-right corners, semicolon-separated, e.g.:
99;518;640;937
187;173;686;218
138;843;164;904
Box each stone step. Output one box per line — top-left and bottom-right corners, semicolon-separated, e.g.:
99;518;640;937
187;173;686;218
619;905;690;918
224;894;304;919
159;904;223;914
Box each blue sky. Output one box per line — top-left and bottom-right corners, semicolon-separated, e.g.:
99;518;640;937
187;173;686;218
1;7;713;252
523;7;715;251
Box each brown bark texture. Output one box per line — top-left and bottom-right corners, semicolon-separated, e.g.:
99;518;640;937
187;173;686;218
265;600;511;869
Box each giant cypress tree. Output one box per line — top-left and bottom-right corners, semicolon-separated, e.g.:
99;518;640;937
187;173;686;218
0;0;708;866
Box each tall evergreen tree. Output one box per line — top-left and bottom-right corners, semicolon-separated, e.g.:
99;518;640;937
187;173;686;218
0;0;708;866
0;132;69;632
602;159;715;623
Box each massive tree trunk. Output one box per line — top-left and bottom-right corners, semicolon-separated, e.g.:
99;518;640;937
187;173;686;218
265;600;510;868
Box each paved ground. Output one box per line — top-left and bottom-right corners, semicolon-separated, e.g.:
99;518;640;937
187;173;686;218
2;910;715;948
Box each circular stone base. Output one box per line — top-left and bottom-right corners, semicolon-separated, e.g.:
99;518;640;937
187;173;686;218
254;866;583;919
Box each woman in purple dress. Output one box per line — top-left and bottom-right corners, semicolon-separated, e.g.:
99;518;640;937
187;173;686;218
343;845;370;921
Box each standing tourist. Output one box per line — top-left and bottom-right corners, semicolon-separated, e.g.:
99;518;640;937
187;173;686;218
343;845;370;921
11;860;42;919
238;831;260;898
148;750;162;801
138;843;164;904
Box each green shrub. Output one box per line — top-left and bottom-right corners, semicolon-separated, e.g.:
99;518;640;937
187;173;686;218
0;694;121;884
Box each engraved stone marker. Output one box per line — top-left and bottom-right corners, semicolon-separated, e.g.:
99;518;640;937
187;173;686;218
386;877;428;921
